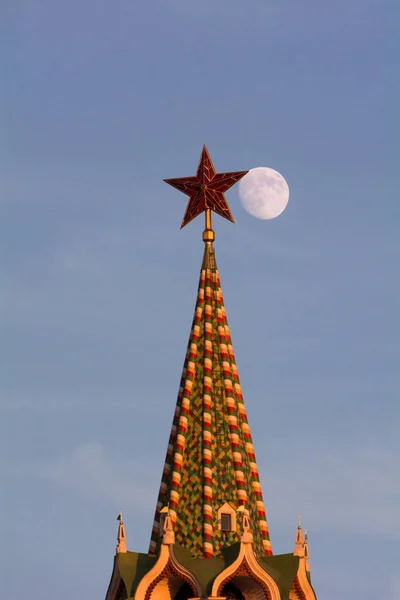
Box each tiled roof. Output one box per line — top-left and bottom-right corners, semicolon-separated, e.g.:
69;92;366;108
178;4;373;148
149;241;272;558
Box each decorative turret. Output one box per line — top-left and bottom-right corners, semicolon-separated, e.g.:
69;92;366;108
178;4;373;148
238;505;253;544
304;529;311;573
160;507;175;545
293;514;305;557
116;513;126;554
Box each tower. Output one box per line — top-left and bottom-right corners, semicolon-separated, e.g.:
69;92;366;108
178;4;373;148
105;146;318;600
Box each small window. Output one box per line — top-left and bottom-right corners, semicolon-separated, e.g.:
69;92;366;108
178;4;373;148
220;513;232;532
217;502;237;532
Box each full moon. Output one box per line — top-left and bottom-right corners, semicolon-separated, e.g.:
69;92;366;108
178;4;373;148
238;167;289;220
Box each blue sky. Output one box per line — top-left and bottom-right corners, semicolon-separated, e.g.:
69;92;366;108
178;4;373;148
1;1;399;599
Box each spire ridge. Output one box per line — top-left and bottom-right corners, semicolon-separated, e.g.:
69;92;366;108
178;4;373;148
201;241;216;270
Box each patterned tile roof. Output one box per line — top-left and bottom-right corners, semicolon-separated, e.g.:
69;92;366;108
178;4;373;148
149;241;272;559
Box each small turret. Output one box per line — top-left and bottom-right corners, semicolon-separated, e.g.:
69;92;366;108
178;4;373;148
293;514;305;557
160;506;175;546
116;513;127;554
304;529;310;573
238;505;253;544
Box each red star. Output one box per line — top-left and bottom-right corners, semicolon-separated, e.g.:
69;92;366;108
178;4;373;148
164;145;248;229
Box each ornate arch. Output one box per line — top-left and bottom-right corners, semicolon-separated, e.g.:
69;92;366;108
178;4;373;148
135;545;201;600
145;565;196;600
220;559;271;598
211;543;280;600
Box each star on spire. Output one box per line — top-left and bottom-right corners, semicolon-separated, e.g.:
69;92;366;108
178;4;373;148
164;145;248;229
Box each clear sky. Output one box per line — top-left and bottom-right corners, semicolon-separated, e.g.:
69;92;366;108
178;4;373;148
2;1;399;599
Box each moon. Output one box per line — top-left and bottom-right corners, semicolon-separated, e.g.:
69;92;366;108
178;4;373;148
238;167;289;220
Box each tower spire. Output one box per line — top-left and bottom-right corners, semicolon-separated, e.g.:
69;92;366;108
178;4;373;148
149;147;271;559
